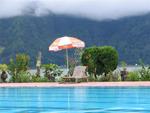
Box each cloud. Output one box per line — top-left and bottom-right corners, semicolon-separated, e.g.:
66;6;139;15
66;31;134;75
0;0;150;20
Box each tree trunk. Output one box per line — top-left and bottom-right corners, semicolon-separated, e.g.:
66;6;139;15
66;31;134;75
94;73;97;79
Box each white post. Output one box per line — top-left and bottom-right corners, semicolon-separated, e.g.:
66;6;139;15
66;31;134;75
66;49;69;71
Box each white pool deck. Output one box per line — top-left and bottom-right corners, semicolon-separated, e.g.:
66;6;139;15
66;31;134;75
0;82;150;87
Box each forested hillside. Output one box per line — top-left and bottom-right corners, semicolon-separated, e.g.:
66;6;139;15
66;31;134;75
0;14;150;66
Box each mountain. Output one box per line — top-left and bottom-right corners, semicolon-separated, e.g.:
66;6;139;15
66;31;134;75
0;14;150;66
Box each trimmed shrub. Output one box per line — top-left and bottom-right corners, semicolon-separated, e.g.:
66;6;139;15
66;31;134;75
81;47;98;76
81;46;118;78
96;46;118;75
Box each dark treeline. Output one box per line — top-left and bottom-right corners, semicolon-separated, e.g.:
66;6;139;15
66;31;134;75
0;13;150;66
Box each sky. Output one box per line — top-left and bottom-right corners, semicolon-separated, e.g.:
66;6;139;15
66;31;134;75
0;0;150;21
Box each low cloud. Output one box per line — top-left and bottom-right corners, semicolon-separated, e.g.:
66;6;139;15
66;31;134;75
0;0;150;20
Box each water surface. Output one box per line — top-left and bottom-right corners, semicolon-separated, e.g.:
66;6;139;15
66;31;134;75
0;87;150;113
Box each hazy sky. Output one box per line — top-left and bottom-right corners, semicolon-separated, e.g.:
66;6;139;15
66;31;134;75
0;0;150;20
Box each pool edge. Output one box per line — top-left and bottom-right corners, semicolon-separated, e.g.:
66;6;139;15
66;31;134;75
0;82;150;87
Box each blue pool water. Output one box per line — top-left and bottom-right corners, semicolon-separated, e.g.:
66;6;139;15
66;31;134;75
0;87;150;113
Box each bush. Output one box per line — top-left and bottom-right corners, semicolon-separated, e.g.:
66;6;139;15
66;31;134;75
113;70;121;81
126;71;140;81
96;46;118;75
87;71;120;82
81;47;98;76
138;61;150;81
9;71;31;83
99;74;111;82
42;64;62;81
0;64;8;71
8;53;30;76
31;76;49;82
9;72;50;83
139;67;150;81
88;74;98;82
81;46;118;78
99;71;120;82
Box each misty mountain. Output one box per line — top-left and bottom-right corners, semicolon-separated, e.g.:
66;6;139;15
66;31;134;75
0;14;150;66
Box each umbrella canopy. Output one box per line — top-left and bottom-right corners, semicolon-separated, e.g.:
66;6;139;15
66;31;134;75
49;36;85;70
49;36;85;51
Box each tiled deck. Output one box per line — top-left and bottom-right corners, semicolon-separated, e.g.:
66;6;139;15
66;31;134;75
0;82;150;87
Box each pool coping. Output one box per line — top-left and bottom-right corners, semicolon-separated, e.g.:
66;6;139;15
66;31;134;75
0;82;150;87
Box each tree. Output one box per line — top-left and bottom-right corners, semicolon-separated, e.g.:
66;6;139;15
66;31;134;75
96;46;118;75
8;53;30;82
81;46;118;78
81;47;99;78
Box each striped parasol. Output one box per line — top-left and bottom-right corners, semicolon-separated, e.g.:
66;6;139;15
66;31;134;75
49;36;85;70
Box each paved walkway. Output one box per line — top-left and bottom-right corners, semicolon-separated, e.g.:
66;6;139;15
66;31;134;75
0;82;150;87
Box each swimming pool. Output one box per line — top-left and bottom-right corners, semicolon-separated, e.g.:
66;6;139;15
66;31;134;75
0;87;150;113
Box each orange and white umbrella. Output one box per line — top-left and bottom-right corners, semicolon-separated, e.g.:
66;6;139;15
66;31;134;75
49;36;85;70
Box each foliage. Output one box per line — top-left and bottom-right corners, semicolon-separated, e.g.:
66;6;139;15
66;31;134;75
81;47;98;76
87;75;97;82
31;76;49;82
126;71;140;81
96;46;118;75
121;61;127;69
99;74;111;82
67;48;84;76
112;71;121;81
8;53;30;76
0;64;8;71
15;53;30;71
138;60;150;81
9;71;31;83
99;71;120;82
9;71;50;83
81;46;118;78
1;14;150;66
139;66;150;81
8;53;30;82
42;64;62;81
87;71;120;82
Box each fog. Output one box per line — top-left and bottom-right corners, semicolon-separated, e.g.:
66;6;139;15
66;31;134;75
0;0;150;20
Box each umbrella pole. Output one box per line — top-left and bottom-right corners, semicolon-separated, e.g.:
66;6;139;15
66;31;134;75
66;49;69;71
